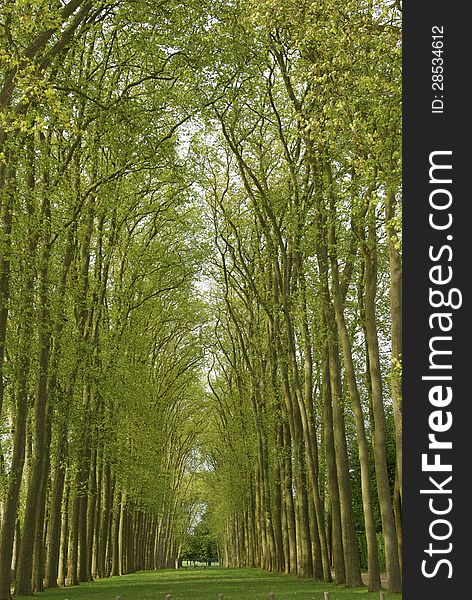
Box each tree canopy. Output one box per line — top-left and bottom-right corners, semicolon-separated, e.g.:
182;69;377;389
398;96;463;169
0;1;401;598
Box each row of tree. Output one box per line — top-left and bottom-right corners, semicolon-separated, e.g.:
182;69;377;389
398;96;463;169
0;2;209;598
199;0;402;594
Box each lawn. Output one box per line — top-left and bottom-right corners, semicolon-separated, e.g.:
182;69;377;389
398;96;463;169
15;568;401;600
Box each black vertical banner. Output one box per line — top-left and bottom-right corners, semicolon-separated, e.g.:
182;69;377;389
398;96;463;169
404;2;470;599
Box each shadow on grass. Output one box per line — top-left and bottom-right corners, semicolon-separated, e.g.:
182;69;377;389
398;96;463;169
14;568;401;600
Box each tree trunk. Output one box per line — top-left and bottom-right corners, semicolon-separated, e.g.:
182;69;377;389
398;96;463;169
98;461;112;577
0;172;35;598
15;166;53;594
363;214;402;593
32;407;53;592
0;161;14;434
57;471;70;587
385;189;402;501
326;324;363;587
45;427;68;587
331;256;381;591
321;342;346;584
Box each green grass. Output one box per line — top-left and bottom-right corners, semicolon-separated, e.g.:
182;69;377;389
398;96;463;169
15;568;401;600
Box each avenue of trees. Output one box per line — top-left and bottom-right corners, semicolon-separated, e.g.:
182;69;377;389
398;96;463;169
196;0;401;593
0;1;402;599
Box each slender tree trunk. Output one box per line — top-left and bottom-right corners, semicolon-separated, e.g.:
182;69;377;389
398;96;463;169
57;470;70;587
326;319;363;587
67;471;81;586
363;213;402;593
98;461;112;577
0;159;17;600
272;450;285;572
385;189;402;501
330;257;381;591
118;491;127;575
32;406;53;592
321;341;346;584
45;427;68;587
299;273;331;581
92;450;103;578
393;469;402;571
0;160;35;599
15;159;53;594
86;448;98;580
0;161;14;432
0;368;30;600
111;488;121;576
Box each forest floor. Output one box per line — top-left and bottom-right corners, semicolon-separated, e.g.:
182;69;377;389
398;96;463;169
14;568;401;600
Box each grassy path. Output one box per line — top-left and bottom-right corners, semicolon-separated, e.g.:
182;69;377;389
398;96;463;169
15;568;401;600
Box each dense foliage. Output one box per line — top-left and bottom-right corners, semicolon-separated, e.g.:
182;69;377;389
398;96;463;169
0;0;401;598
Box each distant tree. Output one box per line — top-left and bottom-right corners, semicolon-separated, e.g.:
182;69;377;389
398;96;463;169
183;516;219;566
